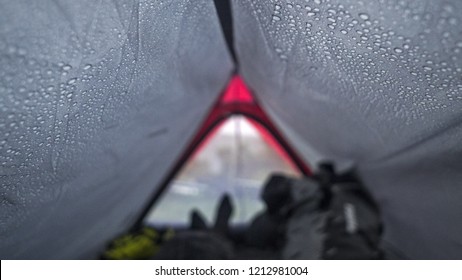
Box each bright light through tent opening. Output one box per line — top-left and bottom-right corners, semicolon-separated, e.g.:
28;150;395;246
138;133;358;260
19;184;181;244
144;115;301;227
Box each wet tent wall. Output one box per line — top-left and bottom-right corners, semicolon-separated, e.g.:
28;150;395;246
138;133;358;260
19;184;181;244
233;0;462;259
1;0;462;259
0;0;233;259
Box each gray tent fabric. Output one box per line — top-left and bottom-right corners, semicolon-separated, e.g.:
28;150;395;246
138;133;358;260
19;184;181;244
233;0;462;259
0;0;233;259
1;0;461;259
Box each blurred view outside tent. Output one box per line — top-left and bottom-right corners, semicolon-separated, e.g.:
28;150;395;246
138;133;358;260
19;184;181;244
145;115;300;225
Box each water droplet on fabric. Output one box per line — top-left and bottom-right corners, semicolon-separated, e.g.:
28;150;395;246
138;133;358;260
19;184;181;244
359;13;369;20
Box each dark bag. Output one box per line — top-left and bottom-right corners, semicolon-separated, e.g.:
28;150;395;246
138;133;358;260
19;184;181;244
249;164;383;260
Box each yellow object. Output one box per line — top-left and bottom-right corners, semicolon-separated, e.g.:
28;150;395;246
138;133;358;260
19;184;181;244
103;228;162;260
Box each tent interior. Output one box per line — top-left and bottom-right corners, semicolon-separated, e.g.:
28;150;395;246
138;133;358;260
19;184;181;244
1;0;462;259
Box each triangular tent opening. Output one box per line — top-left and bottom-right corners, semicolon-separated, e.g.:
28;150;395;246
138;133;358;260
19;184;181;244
138;76;310;227
144;115;301;226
